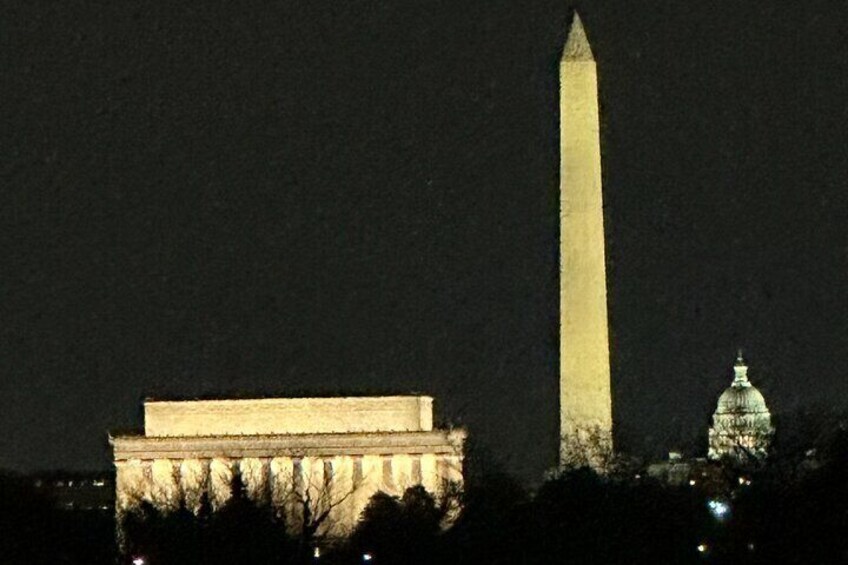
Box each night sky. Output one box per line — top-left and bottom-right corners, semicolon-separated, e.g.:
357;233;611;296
3;1;847;482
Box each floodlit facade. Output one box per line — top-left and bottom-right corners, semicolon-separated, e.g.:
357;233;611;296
559;13;614;470
110;396;465;536
708;354;773;462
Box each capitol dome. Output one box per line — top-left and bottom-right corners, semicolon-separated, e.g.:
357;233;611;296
708;352;774;462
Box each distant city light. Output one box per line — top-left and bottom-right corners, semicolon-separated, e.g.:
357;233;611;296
362;553;374;562
707;499;730;521
132;558;146;565
697;544;708;553
314;546;321;558
689;479;696;486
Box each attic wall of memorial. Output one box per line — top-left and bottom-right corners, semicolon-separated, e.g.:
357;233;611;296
143;396;434;437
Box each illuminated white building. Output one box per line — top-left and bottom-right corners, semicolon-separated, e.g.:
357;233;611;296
110;395;464;537
708;353;773;462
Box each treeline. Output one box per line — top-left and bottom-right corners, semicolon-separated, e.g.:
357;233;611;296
112;470;704;565
1;426;847;564
115;435;848;565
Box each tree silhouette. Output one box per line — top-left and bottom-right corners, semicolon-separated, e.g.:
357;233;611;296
528;467;705;565
120;469;296;564
345;486;444;565
441;471;528;565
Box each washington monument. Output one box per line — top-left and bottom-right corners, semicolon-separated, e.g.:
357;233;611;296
559;13;613;470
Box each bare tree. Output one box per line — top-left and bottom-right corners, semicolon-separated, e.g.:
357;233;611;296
560;424;615;473
272;455;366;554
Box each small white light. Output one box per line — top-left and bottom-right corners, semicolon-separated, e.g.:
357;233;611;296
707;499;730;520
697;544;708;553
689;479;696;486
747;542;755;551
362;553;373;562
132;558;146;565
314;547;321;558
738;476;746;485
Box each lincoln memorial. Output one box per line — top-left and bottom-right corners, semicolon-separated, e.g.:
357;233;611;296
109;395;465;536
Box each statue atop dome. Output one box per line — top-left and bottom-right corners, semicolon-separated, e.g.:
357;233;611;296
708;351;774;462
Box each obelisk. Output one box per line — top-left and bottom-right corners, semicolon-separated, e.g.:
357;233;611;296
559;12;613;470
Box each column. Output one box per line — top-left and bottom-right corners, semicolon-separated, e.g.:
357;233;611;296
328;455;356;536
150;458;179;511
240;457;270;504
209;457;233;510
179;458;208;514
351;455;382;522
115;459;148;514
410;455;423;486
420;453;439;496
381;455;395;495
391;453;413;494
270;456;295;506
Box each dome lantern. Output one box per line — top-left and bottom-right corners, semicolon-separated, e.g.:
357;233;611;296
732;350;751;387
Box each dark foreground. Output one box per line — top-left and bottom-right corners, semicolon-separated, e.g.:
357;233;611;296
3;427;847;565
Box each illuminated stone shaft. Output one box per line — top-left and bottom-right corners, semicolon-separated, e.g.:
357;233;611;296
559;13;613;470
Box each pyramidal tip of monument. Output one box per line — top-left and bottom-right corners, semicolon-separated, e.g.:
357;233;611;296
563;11;594;62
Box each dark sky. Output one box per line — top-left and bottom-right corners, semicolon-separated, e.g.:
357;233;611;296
2;1;847;482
